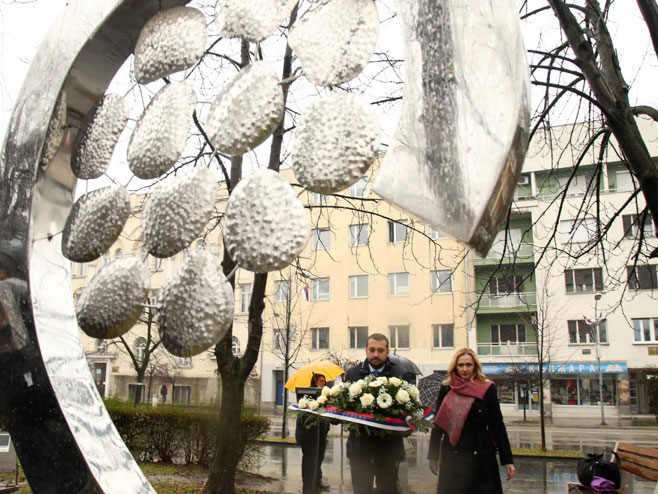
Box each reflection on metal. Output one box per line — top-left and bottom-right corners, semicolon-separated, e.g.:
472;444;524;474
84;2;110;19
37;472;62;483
206;61;284;156
158;251;234;357
76;257;150;339
39;90;67;170
214;0;297;42
127;81;196;180
373;0;530;257
289;0;379;87
292;93;380;194
142;167;217;258
133;6;207;85
62;185;130;263
0;1;187;492
224;169;310;273
71;94;129;180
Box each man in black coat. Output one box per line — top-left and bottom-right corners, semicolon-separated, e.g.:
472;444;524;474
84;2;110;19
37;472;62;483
344;333;417;494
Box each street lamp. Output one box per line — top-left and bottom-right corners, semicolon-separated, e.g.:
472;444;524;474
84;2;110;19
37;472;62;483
585;293;606;425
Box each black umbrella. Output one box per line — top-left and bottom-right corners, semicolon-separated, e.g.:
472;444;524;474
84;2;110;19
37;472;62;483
418;372;446;411
388;354;422;377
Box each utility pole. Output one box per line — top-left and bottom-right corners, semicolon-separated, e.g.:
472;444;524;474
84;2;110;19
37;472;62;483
585;293;606;425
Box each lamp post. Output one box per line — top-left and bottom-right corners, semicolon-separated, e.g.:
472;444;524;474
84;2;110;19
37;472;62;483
585;293;606;425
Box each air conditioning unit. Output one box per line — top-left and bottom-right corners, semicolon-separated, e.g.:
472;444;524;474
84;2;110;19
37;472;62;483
517;175;530;186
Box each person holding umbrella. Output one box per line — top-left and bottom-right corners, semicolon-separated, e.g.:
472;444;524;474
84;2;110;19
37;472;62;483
429;347;515;494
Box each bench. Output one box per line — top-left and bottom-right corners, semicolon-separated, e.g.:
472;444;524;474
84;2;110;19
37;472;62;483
567;442;658;494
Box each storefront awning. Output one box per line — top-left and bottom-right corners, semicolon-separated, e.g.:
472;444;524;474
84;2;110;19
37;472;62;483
482;362;627;375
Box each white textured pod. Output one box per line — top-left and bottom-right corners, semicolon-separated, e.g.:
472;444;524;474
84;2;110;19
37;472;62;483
40;90;67;168
142;167;217;258
214;0;297;41
76;257;151;339
206;61;283;156
224;169;309;272
158;251;234;357
289;0;379;87
71;94;129;179
292;93;380;193
127;81;196;179
61;185;130;263
133;7;207;85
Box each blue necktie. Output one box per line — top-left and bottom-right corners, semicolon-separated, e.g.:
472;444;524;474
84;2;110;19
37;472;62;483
373;370;380;377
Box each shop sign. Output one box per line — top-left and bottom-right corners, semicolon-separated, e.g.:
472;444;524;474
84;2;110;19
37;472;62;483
482;362;627;375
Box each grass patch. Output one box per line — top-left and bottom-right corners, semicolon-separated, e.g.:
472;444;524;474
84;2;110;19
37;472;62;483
513;447;582;458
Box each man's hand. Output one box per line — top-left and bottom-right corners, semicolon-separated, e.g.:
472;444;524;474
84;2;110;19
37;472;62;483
429;459;439;475
505;464;515;480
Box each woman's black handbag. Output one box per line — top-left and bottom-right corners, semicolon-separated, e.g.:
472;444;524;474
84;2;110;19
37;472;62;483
576;451;621;488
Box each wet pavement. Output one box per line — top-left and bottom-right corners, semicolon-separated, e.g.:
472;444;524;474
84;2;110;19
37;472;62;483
254;426;658;494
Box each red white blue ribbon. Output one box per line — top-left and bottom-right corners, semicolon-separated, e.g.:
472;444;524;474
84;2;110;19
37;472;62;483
290;404;435;431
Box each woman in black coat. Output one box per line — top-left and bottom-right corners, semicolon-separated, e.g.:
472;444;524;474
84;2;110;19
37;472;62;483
429;348;515;494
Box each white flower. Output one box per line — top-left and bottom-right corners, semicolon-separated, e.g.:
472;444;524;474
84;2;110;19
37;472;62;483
388;377;402;387
360;393;375;407
330;385;342;397
321;386;331;397
316;395;327;405
357;379;367;387
309;400;320;411
376;393;393;409
298;398;309;409
395;389;410;404
408;385;420;400
349;382;363;397
378;376;388;385
369;378;382;388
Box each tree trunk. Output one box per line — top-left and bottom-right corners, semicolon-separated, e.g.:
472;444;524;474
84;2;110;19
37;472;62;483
204;371;246;494
539;365;547;452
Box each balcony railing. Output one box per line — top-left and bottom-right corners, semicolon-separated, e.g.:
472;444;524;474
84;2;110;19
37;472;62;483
478;292;537;309
476;243;534;261
477;341;538;356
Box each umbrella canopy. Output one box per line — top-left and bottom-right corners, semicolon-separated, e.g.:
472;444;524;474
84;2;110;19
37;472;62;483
284;361;344;391
388;354;422;376
418;372;446;411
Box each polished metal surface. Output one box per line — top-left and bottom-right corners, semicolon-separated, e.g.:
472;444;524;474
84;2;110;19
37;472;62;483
158;251;234;357
0;1;187;493
292;93;380;194
223;169;310;273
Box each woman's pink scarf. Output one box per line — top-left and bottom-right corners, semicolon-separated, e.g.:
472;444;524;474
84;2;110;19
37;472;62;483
433;373;493;446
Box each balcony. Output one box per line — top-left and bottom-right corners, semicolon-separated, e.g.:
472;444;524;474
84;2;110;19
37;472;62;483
477;341;538;356
474;243;535;266
476;292;537;313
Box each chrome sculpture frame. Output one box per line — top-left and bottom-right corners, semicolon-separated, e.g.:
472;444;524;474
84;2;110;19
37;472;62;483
0;1;186;492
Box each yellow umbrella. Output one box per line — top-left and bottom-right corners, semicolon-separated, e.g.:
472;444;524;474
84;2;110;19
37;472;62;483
284;361;344;391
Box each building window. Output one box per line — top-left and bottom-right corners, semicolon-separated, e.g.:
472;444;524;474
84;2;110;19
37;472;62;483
429;228;445;240
311;278;330;301
275;279;291;302
568;319;607;344
312;228;331;250
431;270;452;294
240;283;252;313
173;385;191;405
232;336;241;355
565;268;603;293
489;275;522;295
432;324;454;348
388;272;410;296
349;326;368;349
349;178;368;198
274;323;297;349
389;325;410;349
349;224;369;247
114;249;123;259
491;324;526;344
97;339;108;353
627;265;658;290
128;384;146;404
550;377;617;406
72;262;86;277
102;251;112;266
135;337;147;365
177;357;192;367
633;318;658;343
615;170;637;192
560;218;597;244
349;275;369;298
388;220;409;243
311;328;329;350
622;213;655;238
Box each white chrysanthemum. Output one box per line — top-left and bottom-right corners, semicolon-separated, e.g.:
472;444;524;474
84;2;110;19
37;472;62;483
395;389;410;404
321;386;331;397
309;400;320;411
298;398;309;408
317;395;327;405
349;382;363;397
389;377;402;387
376;393;393;409
408;385;420;400
360;393;375;407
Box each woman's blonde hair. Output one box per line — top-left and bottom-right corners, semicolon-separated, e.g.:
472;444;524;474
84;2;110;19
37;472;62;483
444;347;488;385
